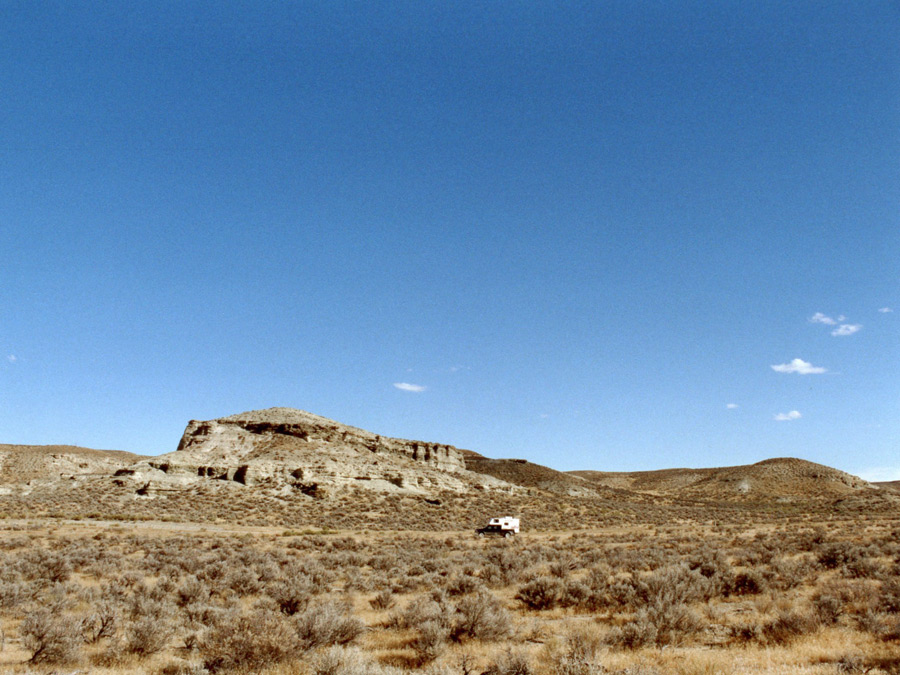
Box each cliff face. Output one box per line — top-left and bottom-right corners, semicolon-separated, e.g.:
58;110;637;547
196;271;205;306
175;408;464;473
116;408;503;496
0;444;147;485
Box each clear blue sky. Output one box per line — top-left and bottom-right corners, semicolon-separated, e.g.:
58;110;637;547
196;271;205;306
2;2;898;478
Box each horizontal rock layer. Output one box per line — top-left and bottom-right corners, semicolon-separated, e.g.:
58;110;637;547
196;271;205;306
118;408;509;495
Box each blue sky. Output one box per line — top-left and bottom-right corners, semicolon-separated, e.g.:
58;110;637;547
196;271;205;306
2;2;897;477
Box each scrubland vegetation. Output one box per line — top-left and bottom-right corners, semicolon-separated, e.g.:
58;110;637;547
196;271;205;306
1;509;899;674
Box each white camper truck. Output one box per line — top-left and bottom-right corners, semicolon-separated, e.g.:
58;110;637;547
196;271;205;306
476;516;520;537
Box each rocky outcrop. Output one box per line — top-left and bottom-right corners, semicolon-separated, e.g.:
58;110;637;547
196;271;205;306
0;444;148;486
118;408;509;496
174;408;464;473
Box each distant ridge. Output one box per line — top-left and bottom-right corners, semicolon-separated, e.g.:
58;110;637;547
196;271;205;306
0;444;148;484
571;457;872;501
460;449;600;496
0;412;881;508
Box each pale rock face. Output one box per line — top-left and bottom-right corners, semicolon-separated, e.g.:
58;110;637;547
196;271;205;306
0;444;147;489
118;408;510;496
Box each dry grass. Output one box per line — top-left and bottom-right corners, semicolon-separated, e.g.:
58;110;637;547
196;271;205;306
0;509;897;674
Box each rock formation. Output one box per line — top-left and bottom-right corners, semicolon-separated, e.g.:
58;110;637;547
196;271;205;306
0;444;147;487
116;407;510;496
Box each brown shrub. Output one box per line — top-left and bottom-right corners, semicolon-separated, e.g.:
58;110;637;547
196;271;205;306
369;589;395;610
393;592;452;630
176;574;209;607
734;608;820;646
0;579;27;609
516;575;564;610
124;613;175;656
294;600;365;650
310;645;397;675
879;579;900;612
608;592;698;650
812;592;843;625
269;574;313;615
546;625;604;675
856;609;900;641
446;573;483;596
634;563;707;606
730;570;766;596
412;619;451;663
483;649;532;675
20;608;82;664
451;590;512;642
817;542;863;571
198;608;298;673
80;599;119;643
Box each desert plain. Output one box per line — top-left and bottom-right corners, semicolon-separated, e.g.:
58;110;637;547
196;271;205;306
0;408;898;675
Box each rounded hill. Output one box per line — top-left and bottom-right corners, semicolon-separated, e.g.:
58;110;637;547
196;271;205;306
572;457;872;502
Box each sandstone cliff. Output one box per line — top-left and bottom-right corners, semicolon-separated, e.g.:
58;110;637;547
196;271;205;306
117;407;509;496
0;444;147;486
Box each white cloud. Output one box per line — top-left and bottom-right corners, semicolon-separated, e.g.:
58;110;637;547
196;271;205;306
810;312;837;325
771;358;827;375
879;307;893;313
856;466;900;482
393;382;426;393
6;355;15;363
774;410;802;421
726;403;739;409
831;324;861;337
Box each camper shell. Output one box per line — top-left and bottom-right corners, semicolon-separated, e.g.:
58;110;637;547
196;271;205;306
476;516;520;537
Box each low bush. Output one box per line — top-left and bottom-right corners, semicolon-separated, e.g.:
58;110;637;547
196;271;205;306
198;608;298;673
451;589;512;641
546;625;605;675
730;570;766;596
734;608;820;646
482;649;532;675
608;595;698;650
124;613;175;656
369;589;395;610
310;645;399;675
516;575;564;610
812;592;843;625
80;600;119;643
294;600;365;650
269;573;313;615
412;618;451;663
20;608;82;664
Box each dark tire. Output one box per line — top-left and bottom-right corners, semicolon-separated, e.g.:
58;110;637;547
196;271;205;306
478;532;485;537
503;531;511;538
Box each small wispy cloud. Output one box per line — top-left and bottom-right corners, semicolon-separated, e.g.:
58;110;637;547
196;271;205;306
831;324;862;337
6;355;15;363
771;358;827;375
726;403;739;409
393;382;426;393
811;312;860;336
878;307;893;313
810;312;837;325
774;410;802;421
